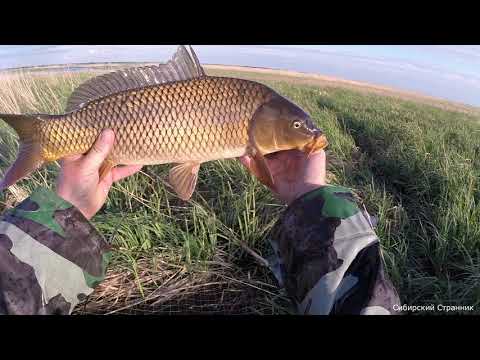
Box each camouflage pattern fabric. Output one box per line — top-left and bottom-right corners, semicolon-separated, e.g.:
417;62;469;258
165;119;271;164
0;185;400;315
268;185;401;315
0;188;111;315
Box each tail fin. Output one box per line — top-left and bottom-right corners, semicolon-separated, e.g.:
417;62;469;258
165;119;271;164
0;114;45;190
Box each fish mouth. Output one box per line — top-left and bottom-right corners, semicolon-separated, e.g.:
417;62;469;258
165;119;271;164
303;132;328;157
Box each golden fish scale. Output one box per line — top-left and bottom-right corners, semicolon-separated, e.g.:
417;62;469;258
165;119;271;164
39;77;272;164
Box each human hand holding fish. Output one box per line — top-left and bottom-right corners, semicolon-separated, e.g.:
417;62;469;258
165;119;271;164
54;134;326;219
56;129;142;219
239;148;326;205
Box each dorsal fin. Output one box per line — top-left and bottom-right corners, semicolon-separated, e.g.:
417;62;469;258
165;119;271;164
65;45;206;113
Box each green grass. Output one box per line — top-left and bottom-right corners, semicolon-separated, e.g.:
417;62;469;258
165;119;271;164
0;70;479;314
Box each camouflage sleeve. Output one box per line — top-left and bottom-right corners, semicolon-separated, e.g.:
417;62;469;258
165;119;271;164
268;185;401;315
0;187;111;315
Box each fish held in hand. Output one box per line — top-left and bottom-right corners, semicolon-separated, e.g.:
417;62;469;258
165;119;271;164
0;46;328;200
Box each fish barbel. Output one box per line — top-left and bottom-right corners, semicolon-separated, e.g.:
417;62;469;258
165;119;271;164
0;46;328;200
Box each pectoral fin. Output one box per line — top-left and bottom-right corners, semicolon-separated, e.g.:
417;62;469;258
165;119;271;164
169;162;201;201
99;159;115;182
249;150;275;191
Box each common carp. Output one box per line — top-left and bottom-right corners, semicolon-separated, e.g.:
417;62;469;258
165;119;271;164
0;46;328;200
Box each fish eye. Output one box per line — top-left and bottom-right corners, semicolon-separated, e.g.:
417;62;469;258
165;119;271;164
293;121;302;129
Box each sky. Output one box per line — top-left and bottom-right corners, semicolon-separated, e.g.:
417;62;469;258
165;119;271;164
0;45;479;107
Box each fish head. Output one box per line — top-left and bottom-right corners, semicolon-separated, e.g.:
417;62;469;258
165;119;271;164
250;94;328;156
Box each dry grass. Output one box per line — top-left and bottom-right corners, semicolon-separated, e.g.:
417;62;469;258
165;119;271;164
74;246;291;315
0;71;86;114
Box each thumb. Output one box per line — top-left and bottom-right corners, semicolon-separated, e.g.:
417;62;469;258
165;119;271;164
82;129;115;171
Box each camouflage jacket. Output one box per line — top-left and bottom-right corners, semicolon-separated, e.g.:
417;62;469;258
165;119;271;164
268;185;400;314
0;185;400;315
0;188;111;315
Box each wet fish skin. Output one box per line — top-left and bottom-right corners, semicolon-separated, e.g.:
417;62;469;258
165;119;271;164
39;76;273;166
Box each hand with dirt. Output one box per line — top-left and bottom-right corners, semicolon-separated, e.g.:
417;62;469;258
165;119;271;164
239;149;327;204
56;129;142;220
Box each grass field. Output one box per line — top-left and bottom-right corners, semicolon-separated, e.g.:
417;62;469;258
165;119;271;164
0;69;479;314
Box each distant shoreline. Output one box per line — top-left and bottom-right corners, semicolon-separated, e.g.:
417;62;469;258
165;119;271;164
1;62;478;115
207;65;480;116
